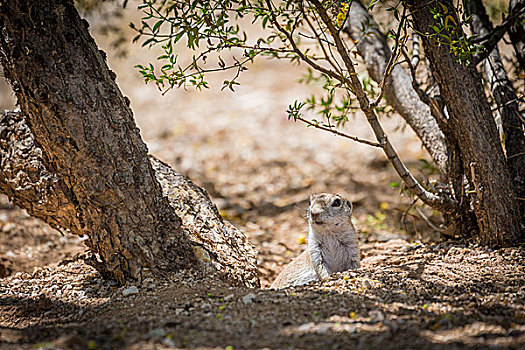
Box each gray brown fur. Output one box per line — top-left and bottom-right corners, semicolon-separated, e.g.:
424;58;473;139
270;193;360;289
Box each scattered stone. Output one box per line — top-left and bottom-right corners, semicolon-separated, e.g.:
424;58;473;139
122;286;139;296
369;310;385;323
242;293;256;304
2;223;15;233
162;337;177;347
315;322;332;334
201;303;212;312
224;293;235;301
297;322;315;333
147;328;166;338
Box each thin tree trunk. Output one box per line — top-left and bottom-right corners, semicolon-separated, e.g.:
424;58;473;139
343;1;448;173
0;0;259;286
403;0;524;246
509;0;525;71
342;2;477;236
467;0;525;216
306;0;456;214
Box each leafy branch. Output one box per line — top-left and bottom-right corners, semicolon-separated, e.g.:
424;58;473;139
132;0;458;213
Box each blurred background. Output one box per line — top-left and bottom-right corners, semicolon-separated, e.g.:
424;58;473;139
1;0;513;286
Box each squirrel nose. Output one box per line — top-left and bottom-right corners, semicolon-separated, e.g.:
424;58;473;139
310;211;320;219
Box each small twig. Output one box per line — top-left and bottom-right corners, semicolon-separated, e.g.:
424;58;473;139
507;151;525;160
411;215;419;238
418;169;438;192
277;241;297;253
401;47;449;126
295;116;382;147
472;2;525;44
490;95;525;117
402;197;419;233
310;5;346;79
301;6;344;77
265;0;353;90
416;207;446;233
370;5;408;109
297;32;334;47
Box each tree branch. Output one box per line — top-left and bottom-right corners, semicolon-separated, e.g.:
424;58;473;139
295;116;382;147
308;0;456;213
411;33;421;69
401;48;430;105
369;5;408;109
300;6;344;77
471;1;525;65
342;1;449;173
265;0;355;92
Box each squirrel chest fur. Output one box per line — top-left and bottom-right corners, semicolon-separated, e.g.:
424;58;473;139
271;193;359;289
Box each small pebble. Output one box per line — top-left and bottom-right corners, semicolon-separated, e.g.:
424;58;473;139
147;328;166;338
162;337;176;347
369;310;385;323
122;286;139;296
315;322;332;334
242;293;256;304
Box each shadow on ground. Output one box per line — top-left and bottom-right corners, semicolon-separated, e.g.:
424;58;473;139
1;239;523;350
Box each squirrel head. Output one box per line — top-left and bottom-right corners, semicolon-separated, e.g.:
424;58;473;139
307;193;353;229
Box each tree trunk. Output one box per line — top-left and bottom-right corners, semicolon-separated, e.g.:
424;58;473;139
343;1;449;173
509;0;525;71
403;0;524;246
0;0;259;286
467;0;525;216
342;2;477;236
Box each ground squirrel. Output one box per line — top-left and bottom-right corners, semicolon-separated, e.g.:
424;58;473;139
270;193;360;289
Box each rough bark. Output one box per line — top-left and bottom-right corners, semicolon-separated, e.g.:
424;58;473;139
151;156;259;287
403;0;524;246
509;0;525;71
0;0;259;286
343;1;448;173
468;0;525;216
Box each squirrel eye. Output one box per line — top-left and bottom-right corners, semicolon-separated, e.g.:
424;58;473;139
332;198;342;207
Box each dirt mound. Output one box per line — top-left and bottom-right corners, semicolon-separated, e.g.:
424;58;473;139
1;239;523;349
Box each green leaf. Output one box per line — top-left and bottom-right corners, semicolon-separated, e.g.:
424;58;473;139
173;31;185;44
142;37;157;47
153;20;163;33
368;0;380;10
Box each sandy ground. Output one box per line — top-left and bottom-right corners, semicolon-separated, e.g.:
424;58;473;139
1;3;524;349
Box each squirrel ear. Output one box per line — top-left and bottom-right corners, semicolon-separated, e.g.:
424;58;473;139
346;199;353;212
